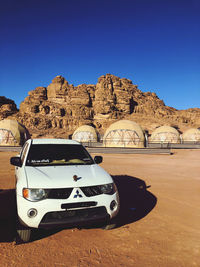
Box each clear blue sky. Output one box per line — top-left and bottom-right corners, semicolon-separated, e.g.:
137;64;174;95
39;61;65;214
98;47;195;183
0;0;199;110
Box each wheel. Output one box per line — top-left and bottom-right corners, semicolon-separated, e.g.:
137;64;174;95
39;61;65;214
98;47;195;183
102;223;116;230
16;218;32;242
16;228;32;242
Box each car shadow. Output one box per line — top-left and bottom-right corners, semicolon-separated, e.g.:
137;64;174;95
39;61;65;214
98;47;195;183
0;189;61;244
111;175;157;227
0;175;157;243
0;189;16;242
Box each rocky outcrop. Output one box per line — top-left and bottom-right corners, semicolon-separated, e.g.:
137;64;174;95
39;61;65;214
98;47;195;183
133;91;177;117
0;96;18;120
93;75;136;115
17;74;142;134
176;108;200;125
18;76;95;133
1;74;200;137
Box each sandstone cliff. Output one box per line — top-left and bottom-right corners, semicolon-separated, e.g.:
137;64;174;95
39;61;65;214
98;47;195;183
1;74;200;138
0;96;18;120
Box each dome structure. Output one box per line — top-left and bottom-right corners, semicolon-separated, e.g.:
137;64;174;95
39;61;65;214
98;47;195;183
72;125;98;142
103;120;145;148
0;119;30;146
150;126;180;143
182;128;200;142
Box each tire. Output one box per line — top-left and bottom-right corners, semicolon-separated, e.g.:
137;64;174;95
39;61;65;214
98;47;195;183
16;217;32;243
16;228;32;243
102;223;116;230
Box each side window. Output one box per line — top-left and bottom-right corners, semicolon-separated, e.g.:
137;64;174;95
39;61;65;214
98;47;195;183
21;143;29;165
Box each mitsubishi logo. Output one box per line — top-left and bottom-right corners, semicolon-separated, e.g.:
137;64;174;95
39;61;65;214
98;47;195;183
73;190;83;198
73;175;82;182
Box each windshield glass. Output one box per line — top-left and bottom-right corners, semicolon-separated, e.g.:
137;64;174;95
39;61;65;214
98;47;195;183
26;144;94;166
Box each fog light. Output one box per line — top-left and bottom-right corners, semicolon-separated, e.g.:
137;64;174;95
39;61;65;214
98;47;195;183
27;208;37;218
110;200;117;211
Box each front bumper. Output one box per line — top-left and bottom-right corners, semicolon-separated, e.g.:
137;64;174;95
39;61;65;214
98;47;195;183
39;206;110;228
17;192;119;229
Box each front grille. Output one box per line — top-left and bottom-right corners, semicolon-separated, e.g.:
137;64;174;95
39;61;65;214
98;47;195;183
61;202;97;209
81;186;102;197
39;206;109;227
48;188;73;199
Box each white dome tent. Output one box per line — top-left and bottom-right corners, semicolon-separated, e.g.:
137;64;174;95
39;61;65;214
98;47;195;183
182;128;200;143
72;125;98;143
0;119;30;146
103;120;145;148
150;126;180;144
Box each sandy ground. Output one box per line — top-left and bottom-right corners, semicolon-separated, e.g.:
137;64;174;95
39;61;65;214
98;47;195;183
0;149;199;267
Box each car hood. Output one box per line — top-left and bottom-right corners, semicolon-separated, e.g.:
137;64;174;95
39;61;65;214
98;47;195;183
25;164;113;188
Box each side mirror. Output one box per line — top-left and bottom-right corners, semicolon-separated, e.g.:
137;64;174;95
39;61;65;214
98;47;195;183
94;156;103;164
10;157;22;167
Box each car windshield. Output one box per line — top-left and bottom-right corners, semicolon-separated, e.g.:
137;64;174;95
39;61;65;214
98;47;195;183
26;144;94;166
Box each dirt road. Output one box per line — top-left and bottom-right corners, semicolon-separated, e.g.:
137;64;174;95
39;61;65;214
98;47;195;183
0;150;199;267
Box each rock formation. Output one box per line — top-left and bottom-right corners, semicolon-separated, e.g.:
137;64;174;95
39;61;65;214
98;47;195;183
0;96;18;120
1;74;200;138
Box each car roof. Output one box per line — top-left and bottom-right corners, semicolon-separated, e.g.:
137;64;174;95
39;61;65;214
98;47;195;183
29;139;80;145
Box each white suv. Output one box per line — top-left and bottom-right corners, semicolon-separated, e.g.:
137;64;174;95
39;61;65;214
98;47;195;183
10;139;120;242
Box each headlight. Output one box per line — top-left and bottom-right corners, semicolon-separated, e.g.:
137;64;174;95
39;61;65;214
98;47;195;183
99;183;117;195
23;188;49;201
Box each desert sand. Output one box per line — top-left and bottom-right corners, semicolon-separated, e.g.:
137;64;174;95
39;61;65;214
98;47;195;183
0;150;199;267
